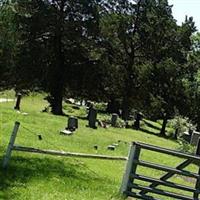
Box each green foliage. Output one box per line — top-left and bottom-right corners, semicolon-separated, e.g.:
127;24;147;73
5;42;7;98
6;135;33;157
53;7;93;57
177;139;196;154
94;102;107;112
0;0;199;131
0;1;18;89
169;115;196;138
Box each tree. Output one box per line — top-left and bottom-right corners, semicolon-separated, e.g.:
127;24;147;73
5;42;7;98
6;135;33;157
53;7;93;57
15;0;100;114
0;0;18;89
139;11;196;136
99;0;154;120
183;32;200;130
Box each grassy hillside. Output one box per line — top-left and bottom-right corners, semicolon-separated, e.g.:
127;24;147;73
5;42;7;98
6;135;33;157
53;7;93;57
0;93;198;200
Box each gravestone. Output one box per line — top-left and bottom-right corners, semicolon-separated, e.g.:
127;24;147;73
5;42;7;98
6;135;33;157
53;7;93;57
88;107;97;128
67;116;78;131
111;113;118;127
190;131;200;146
107;145;115;150
60;129;73;135
133;112;143;130
14;93;22;110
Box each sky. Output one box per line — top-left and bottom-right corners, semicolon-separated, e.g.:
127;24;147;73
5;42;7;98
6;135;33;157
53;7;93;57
168;0;200;31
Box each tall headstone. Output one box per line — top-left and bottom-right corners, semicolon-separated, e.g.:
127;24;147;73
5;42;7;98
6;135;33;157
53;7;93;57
111;113;118;127
190;131;200;146
14;93;22;110
88;108;97;128
134;112;143;130
67;116;78;131
195;138;200;156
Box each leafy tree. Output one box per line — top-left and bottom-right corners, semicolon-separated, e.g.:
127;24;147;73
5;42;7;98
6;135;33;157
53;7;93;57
183;32;200;130
139;11;196;136
99;0;154;119
15;0;100;114
0;0;18;89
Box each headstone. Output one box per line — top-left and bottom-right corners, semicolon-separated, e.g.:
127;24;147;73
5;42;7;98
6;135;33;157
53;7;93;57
88;107;97;128
67;116;78;131
93;145;98;150
81;100;86;106
195;138;200;155
134;112;143;130
111;113;118;127
125;120;129;128
38;135;43;140
14;93;22;110
60;129;73;135
107;145;115;150
190;131;200;146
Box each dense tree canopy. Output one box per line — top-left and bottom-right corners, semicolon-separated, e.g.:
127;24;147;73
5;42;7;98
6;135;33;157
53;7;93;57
0;0;200;135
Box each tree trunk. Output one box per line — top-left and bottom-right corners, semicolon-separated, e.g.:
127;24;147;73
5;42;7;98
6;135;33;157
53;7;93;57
50;87;63;115
106;99;120;114
49;2;65;115
160;117;168;137
122;96;130;120
122;74;132;120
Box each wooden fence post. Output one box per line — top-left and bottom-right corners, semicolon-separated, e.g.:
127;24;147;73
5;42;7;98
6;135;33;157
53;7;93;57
120;142;141;195
194;138;200;199
2;121;20;169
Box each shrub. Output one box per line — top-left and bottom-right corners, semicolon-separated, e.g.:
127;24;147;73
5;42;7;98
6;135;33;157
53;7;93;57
168;116;196;138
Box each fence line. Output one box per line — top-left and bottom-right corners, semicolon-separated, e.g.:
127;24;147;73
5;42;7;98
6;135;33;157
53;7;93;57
2;122;127;169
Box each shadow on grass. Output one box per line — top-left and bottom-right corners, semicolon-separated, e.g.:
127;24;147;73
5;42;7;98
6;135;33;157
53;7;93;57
0;155;103;199
139;128;178;143
139;127;160;136
142;120;161;131
51;112;88;121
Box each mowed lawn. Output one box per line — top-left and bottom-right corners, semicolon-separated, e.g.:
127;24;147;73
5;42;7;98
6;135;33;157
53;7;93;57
0;93;198;200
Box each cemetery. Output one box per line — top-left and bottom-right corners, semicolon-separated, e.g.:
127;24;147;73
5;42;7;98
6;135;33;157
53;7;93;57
1;92;200;200
1;0;200;199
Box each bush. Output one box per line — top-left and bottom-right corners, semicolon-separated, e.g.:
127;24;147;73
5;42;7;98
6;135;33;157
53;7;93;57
94;102;107;112
177;138;196;154
99;115;126;128
168;116;196;138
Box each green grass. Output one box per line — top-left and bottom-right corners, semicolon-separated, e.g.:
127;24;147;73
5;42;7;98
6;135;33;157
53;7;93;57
0;93;198;200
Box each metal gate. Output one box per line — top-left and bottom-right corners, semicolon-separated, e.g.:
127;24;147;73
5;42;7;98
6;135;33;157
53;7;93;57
121;142;200;200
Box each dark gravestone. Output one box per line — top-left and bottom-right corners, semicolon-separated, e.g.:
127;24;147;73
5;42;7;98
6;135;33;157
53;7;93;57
14;93;22;110
134;112;143;130
107;145;115;150
195;138;200;155
190;131;200;146
67;116;78;131
38;135;43;140
88;108;97;128
111;113;118;127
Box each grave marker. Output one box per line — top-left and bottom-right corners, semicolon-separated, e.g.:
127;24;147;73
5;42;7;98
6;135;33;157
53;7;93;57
88;107;97;128
190;131;200;146
67;116;78;131
14;93;22;110
111;113;118;127
134;112;143;130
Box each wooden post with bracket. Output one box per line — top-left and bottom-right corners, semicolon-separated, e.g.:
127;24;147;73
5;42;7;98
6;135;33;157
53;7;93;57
2;121;20;169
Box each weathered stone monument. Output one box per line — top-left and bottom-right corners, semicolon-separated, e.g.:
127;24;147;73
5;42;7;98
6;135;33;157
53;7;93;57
67;116;78;131
111;113;118;127
134;112;143;130
14;93;22;110
190;131;200;146
88;107;97;128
